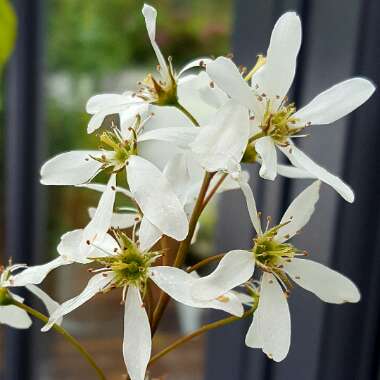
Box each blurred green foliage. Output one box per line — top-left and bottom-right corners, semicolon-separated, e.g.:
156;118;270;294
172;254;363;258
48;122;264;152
0;0;16;70
47;0;232;74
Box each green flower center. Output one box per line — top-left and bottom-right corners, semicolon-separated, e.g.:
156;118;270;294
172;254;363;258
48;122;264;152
260;101;305;145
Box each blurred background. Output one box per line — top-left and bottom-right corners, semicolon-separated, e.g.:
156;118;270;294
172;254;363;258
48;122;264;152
1;0;379;379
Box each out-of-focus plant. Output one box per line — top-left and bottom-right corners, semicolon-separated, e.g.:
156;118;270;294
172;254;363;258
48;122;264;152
0;0;16;72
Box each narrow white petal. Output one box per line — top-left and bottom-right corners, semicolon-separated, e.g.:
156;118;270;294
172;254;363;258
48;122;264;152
280;144;354;202
0;305;32;329
142;4;169;81
206;57;262;115
86;94;131;114
127;156;188;241
42;273;112;332
248;273;291;362
149;267;244;317
217;170;250;193
190;100;250;172
252;12;301;109
40;151;104;185
88;208;138;229
178;57;212;77
26;284;61;321
138;127;199;149
10;256;68;287
78;183;133;199
82;174;116;250
294;78;376;125
255;136;277;180
276;181;320;243
191;250;255;301
123;286;151;380
284;258;360;304
276;163;316;179
245;309;264;348
239;180;262;235
139;216;162;251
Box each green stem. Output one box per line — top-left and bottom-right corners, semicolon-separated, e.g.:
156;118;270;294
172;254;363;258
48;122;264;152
149;304;258;367
248;131;265;144
11;300;107;380
151;172;215;335
175;102;200;126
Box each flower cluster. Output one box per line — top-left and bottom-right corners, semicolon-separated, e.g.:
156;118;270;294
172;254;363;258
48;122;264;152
1;4;374;380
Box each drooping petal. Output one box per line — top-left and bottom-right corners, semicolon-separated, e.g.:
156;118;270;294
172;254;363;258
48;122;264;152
80;174;116;257
127;156;188;241
123;286;151;380
40;151;104;185
293;78;375;125
276;163;316;179
255;136;277;180
42;273;113;332
10;257;68;287
284;258;360;304
280;143;354;202
88;208;138;229
149;267;244;317
246;273;291;362
190;100;250;172
276;180;320;243
0;305;32;329
206;57;262;116
26;284;61;321
138;127;199;149
239;180;262;235
191;250;255;301
139;216;162;251
86;94;131;114
252;12;302;110
142;4;169;81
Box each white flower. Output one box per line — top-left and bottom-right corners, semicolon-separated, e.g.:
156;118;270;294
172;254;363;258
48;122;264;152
43;230;243;380
40;115;191;242
0;259;63;329
191;180;360;361
86;4;211;133
206;12;375;202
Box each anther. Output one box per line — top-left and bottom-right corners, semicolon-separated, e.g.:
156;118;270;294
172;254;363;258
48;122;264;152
209;81;215;88
86;240;91;245
111;186;116;191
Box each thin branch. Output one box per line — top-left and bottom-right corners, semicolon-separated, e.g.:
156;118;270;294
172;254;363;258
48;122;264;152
201;173;228;212
186;253;225;274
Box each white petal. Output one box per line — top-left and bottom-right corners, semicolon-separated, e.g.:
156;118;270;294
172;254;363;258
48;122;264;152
280;144;354;202
294;78;376;125
149;267;244;317
88;208;137;229
10;257;68;287
246;273;291;362
255;136;277;180
178;57;212;77
42;273;112;332
57;229;118;264
78;183;133;199
190;100;250;172
142;4;169;81
81;174;116;252
276;180;320;243
138;127;199;149
127;156;188;241
217;170;250;193
123;286;151;380
40;151;104;185
26;284;61;320
239;180;262;235
139;216;162;251
86;94;131;114
191;250;255;301
284;258;360;304
0;305;32;329
276;163;316;179
206;57;262;116
252;12;301;109
245;309;263;348
163;153;191;205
